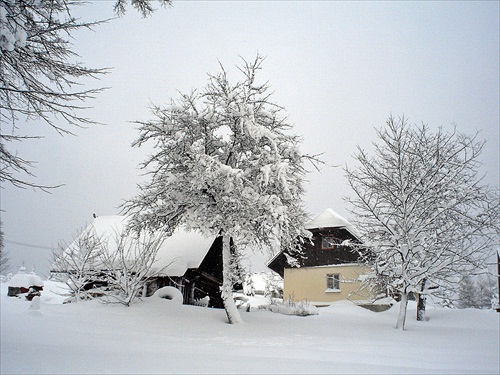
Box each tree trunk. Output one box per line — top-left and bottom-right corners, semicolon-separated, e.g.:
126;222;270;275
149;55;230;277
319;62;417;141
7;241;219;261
396;292;409;330
416;278;426;321
221;235;242;324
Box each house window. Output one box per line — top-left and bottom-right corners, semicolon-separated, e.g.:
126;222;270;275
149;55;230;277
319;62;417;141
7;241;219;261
322;236;336;250
326;274;340;291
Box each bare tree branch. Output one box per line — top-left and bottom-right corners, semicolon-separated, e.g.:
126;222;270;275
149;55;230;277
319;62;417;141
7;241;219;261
0;0;110;190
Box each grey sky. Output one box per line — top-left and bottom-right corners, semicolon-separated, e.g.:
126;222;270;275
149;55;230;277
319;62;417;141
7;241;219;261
2;1;499;276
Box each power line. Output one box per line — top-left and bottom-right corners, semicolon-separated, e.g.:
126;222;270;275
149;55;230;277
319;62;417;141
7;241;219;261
4;239;55;250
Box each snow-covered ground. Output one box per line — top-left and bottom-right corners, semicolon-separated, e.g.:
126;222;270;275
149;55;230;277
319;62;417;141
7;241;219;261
1;281;498;374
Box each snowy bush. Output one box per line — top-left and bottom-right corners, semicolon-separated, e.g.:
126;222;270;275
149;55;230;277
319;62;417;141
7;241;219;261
99;230;166;306
264;272;284;298
262;298;319;317
191;296;210;308
51;229;106;302
234;295;250;311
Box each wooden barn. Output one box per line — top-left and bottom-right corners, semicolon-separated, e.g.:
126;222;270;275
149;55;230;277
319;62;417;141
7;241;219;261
267;208;373;306
51;216;228;308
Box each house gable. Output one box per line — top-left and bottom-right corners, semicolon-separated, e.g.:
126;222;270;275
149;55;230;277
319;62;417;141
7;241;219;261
268;207;370;278
267;208;374;306
267;226;363;277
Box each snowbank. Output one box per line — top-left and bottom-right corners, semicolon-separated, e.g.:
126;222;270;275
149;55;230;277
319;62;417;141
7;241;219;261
1;282;499;374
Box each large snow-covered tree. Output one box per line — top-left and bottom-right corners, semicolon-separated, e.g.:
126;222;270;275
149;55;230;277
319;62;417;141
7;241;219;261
345;116;499;330
125;56;317;323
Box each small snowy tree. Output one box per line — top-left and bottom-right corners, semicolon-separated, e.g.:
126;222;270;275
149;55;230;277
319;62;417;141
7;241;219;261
243;274;255;296
100;229;166;306
475;275;496;309
265;272;283;298
51;228;106;301
457;275;496;309
53;221;168;305
0;219;10;275
125;55;318;323
346;116;499;330
457;276;477;309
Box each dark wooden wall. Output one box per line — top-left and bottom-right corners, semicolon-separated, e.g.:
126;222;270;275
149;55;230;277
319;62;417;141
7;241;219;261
268;227;366;277
301;227;361;267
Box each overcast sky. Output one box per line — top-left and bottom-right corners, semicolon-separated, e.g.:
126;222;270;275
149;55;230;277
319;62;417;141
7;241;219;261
2;1;499;276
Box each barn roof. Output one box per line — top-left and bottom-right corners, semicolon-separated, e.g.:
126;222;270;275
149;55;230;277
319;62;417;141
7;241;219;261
63;215;215;277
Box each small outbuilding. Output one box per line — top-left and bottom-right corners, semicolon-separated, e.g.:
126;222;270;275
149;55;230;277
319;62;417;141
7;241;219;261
8;268;44;299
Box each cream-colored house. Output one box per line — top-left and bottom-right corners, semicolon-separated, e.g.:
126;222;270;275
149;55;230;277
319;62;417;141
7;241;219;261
268;208;372;306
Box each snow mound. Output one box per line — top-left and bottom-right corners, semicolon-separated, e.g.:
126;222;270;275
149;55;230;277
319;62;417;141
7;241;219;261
40;280;70;305
152;286;183;304
29;296;41;311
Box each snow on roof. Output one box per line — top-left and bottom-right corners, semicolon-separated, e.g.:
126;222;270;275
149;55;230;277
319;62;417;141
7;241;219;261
9;273;44;288
305;208;352;230
65;215;215;277
155;226;215;276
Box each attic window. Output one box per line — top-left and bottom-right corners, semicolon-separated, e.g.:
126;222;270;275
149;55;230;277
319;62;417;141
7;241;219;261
321;236;336;250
